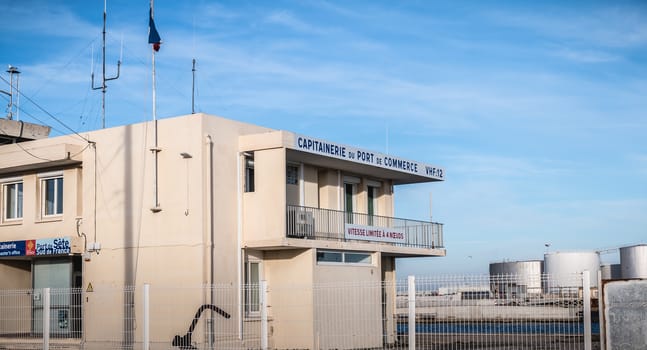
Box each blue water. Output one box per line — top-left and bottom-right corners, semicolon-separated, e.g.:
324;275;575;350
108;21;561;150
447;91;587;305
398;322;600;335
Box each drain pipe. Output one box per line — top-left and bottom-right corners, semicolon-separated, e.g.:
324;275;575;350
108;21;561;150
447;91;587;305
237;152;243;339
205;135;215;349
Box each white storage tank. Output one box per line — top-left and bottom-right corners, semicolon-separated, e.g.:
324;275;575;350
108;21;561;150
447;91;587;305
620;244;647;279
600;263;622;280
544;251;600;294
489;260;543;297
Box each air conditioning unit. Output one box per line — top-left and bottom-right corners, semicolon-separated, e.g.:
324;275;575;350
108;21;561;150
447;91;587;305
294;211;315;238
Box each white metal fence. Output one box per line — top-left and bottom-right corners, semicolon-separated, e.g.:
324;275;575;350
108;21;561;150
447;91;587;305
0;273;598;350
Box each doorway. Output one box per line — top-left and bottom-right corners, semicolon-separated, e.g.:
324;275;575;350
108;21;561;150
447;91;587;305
31;257;82;337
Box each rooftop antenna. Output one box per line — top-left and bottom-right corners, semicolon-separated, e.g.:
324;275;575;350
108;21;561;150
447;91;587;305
191;59;196;114
91;0;121;129
3;65;20;120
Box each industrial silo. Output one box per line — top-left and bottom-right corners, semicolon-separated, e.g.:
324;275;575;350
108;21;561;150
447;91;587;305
489;260;543;298
620;244;647;279
544;251;600;294
600;263;622;280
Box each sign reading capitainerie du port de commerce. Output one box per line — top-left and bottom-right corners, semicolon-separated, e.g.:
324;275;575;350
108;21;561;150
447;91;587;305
292;134;445;181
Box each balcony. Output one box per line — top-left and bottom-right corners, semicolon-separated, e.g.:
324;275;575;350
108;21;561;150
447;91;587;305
286;205;443;250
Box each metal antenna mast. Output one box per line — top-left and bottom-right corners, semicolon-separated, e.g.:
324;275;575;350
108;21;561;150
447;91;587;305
191;59;196;114
92;0;121;129
3;66;20;120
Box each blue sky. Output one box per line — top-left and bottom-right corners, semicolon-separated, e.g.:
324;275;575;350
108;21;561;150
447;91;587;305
1;0;646;274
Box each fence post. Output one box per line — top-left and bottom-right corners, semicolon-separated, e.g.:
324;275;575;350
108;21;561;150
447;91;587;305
408;276;415;350
260;280;268;350
43;288;50;350
598;270;605;350
583;271;591;350
143;284;150;350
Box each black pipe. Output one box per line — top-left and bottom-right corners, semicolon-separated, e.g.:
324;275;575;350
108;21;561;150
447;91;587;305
172;304;231;349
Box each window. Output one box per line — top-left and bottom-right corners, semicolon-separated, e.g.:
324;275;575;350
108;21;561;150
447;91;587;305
42;176;63;216
316;250;372;265
367;185;378;225
244;261;260;314
286;164;299;185
3;181;23;220
244;153;255;192
344;183;356;223
345;252;372;264
316;250;342;263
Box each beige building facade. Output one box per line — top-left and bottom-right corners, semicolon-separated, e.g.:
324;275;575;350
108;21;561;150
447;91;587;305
0;113;445;348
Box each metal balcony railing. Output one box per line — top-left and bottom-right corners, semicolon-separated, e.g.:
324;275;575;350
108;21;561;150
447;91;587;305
286;205;443;249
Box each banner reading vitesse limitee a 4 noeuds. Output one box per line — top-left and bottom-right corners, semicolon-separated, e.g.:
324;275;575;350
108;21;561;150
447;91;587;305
345;224;406;244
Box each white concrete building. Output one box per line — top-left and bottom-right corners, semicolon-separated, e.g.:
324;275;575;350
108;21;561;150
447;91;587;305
0;113;445;348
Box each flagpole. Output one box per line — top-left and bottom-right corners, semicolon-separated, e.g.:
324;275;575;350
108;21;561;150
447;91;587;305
150;0;162;212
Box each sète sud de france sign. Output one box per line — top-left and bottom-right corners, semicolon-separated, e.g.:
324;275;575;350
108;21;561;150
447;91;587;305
0;237;71;257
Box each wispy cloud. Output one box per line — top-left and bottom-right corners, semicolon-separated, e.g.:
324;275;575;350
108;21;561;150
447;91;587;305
2;2;97;39
445;154;571;178
552;47;620;63
486;5;647;48
303;0;362;19
265;10;326;35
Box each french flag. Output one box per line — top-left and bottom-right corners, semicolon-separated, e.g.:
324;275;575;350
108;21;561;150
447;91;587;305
148;8;161;51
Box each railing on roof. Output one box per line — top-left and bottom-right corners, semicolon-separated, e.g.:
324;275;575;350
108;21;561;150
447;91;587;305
286;205;443;249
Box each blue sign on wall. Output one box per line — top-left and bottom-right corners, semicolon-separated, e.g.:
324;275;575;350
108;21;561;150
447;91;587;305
0;237;71;257
0;240;26;257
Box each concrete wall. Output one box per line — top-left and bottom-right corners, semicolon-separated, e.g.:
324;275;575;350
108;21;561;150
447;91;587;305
264;249;314;349
314;254;382;349
0;261;31;334
381;255;397;344
379;180;394;217
303;165;319;208
0;260;30;289
0;167;82;245
604;279;647;350
203;115;271;287
0;114;273;345
243;147;286;243
78;116;208;344
286;172;299;206
318;169;340;211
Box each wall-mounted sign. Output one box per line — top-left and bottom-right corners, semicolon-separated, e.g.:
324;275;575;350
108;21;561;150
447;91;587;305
344;224;406;244
0;240;26;257
292;134;445;181
0;237;71;257
35;238;71;255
